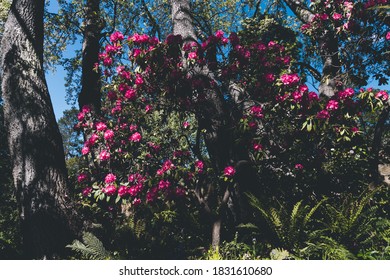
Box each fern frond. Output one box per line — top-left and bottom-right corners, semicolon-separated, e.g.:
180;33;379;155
66;232;112;260
303;197;327;227
290;200;302;231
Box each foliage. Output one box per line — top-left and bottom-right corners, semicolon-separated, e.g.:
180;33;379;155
66;232;113;260
68;9;390;254
58;108;84;158
246;193;326;256
201;233;260;260
2;0;388;260
0;105;21;259
0;0;10;40
245;186;390;260
299;0;389;87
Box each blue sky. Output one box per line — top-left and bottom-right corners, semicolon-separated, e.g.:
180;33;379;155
46;1;73;120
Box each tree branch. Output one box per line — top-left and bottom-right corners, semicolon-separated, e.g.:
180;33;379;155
282;0;314;23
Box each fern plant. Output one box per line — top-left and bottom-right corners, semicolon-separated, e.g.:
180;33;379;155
66;232;113;260
318;189;378;253
245;193;326;256
301;188;390;259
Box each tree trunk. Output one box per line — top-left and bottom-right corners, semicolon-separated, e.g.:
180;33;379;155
171;0;196;43
211;218;222;249
78;0;102;112
171;0;234;248
318;31;341;98
1;0;76;259
370;105;390;183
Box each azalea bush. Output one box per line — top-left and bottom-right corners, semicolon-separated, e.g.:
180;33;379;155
73;26;388;256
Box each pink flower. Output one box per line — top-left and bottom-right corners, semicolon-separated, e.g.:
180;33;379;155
162;159;174;171
375;90;389;101
145;104;152;113
125;88;137;100
195;160;204;174
195;160;204;170
82;187;92;197
301;23;311;31
103;185;116;196
87;133;99;146
188;52;198;60
103;57;113;66
135;74;144;85
110;31;124;43
268;41;277;48
104;129;114;141
158;180;171;190
182;121;190;128
133;198;141;206
292;91;303;102
106;44;120;54
250;106;263;118
96;122;107;131
215;30;225;39
338;88;354;100
149;36;159;45
132;48;142;58
351;127;359;133
317;109;330;119
386;32;390;40
77;112;85;121
295;163;304;170
118;185;129;198
298;85;308;93
343;1;354;11
129;132;142;142
308;92;319;102
104;173;116;184
128;186;139;197
129;124;138;131
253;143;263;151
248;121;257;129
77;173;89;183
280;73;300;86
326;100;339;111
332;13;342;20
265;73;275;83
99;150;110;161
319;13;329;21
81;146;90;155
224;166;236;177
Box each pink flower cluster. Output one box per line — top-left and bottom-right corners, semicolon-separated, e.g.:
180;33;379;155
280;73;300;86
224;166;236;177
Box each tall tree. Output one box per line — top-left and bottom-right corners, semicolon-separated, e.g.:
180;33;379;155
78;0;103;112
1;0;76;258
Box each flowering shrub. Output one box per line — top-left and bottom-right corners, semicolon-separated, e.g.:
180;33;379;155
75;28;388;211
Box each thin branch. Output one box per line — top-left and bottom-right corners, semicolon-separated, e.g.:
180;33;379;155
141;0;162;39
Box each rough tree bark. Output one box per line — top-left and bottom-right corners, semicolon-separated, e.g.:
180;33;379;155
78;0;102;112
1;0;76;259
